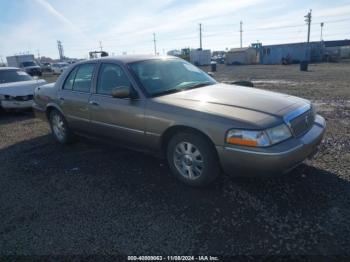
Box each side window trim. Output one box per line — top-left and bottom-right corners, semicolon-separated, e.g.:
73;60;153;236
72;63;96;93
62;66;78;91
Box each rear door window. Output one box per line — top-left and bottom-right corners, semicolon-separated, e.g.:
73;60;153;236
72;64;95;93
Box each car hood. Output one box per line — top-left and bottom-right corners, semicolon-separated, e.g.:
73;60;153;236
24;66;41;70
0;79;46;96
154;83;310;127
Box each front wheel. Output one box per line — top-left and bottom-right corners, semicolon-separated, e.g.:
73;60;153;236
49;109;74;144
166;132;221;187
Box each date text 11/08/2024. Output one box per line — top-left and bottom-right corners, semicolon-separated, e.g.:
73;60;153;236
127;256;220;261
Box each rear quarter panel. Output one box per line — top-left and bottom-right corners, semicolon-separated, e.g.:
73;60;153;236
33;64;74;113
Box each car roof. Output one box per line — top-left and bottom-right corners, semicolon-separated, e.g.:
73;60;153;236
0;67;20;71
78;55;178;65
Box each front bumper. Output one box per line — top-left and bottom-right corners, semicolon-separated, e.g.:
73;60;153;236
1;100;34;110
216;114;326;177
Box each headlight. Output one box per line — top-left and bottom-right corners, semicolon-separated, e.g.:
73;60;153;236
2;95;14;100
265;124;292;145
226;129;270;147
226;124;292;147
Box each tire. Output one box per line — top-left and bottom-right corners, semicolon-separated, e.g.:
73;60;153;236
166;132;221;187
49;109;74;144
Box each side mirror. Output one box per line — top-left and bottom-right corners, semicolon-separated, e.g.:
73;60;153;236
112;86;139;99
111;86;130;98
207;72;215;77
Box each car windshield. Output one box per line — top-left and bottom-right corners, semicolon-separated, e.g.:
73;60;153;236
21;61;36;67
129;59;217;97
0;70;32;84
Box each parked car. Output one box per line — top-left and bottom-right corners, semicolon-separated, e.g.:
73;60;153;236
0;67;46;111
33;56;326;187
20;61;42;76
51;62;69;75
41;62;52;72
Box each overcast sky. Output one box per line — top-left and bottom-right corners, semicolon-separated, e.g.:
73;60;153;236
0;0;349;60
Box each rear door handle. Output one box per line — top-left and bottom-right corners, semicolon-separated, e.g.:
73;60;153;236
89;101;99;106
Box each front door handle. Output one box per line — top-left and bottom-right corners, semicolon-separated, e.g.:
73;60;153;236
89;101;99;106
58;96;64;101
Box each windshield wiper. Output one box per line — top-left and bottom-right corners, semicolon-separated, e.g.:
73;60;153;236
182;81;214;90
152;81;215;97
152;88;184;97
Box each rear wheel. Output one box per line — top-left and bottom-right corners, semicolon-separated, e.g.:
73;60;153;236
49;109;74;144
166;132;221;186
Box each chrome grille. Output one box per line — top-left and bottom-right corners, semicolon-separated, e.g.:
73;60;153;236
289;109;315;137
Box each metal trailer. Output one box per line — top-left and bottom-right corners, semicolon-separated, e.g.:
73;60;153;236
6;54;42;76
225;48;258;65
190;50;211;66
6;55;35;68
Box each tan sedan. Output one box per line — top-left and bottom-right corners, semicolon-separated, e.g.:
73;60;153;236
33;56;326;186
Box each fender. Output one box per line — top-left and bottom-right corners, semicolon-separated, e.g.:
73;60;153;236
46;102;64;117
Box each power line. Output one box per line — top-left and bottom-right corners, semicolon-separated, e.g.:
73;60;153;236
314;17;350;24
60;17;350;47
33;14;350;57
211;16;350;30
58;24;350;51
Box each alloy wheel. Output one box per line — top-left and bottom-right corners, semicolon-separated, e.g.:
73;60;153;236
173;141;204;180
52;113;66;141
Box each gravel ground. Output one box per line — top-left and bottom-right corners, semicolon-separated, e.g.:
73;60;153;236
0;62;349;256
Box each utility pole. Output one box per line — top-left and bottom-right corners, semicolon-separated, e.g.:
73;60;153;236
304;9;312;43
37;49;40;60
99;41;103;51
199;23;202;50
240;21;243;48
320;22;324;41
153;33;157;55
